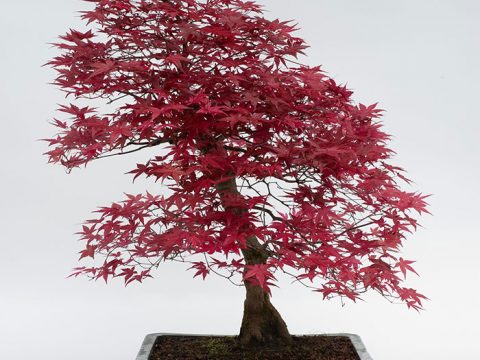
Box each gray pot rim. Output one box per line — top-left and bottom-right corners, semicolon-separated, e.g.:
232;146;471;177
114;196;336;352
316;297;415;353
136;332;373;360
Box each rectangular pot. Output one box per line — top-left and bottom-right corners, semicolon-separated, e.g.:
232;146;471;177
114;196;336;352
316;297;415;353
136;333;373;360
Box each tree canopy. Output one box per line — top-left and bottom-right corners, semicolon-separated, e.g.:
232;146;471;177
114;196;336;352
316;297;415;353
46;0;428;311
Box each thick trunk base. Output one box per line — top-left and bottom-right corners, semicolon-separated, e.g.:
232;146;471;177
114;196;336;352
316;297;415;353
238;283;291;345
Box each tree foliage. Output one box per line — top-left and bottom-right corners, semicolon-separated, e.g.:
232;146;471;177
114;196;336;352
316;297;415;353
46;0;428;310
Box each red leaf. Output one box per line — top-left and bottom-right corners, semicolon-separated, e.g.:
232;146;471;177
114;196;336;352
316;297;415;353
396;258;419;279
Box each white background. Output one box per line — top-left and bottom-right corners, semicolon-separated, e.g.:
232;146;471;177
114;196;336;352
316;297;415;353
1;0;479;359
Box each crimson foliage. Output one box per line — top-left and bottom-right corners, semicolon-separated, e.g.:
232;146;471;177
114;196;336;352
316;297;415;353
46;0;428;310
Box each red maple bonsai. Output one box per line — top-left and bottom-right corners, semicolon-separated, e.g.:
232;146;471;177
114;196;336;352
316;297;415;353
46;0;428;344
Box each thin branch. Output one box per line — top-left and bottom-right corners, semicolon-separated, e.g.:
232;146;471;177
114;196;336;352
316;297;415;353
95;138;171;160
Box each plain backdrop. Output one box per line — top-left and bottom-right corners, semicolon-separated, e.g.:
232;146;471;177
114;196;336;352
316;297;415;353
1;0;479;359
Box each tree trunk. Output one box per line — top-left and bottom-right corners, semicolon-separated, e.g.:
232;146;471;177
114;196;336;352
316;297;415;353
215;174;292;345
238;257;292;345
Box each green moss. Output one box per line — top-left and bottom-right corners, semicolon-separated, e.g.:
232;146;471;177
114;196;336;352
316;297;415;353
203;338;230;357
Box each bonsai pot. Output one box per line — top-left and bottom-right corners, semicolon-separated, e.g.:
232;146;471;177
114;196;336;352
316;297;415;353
136;333;373;360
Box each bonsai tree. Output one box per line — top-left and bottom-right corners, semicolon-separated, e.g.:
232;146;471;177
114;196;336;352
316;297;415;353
46;0;428;345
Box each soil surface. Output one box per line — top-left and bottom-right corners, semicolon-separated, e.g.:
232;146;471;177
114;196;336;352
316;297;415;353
149;335;361;360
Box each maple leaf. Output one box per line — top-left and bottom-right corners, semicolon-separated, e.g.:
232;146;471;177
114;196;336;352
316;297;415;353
189;262;210;280
244;264;277;295
78;244;96;260
396;257;419;279
164;54;189;71
88;60;116;79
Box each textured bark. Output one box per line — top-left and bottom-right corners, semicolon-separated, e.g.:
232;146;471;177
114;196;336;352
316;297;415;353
238;263;292;345
215;174;291;345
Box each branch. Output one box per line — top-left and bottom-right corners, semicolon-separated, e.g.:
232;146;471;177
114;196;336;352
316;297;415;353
223;145;247;153
95;137;171;160
253;206;281;221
